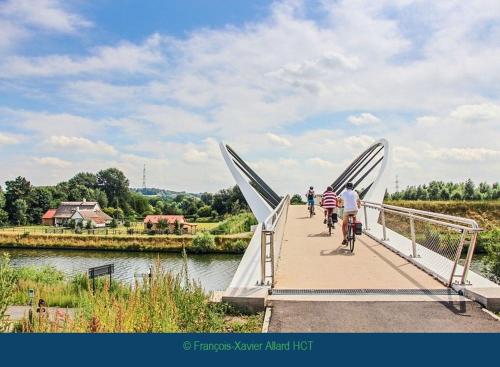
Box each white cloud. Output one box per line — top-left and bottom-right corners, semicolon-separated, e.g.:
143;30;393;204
266;133;291;147
343;135;375;148
427;147;500;161
307;157;337;168
347;113;380;125
33;156;70;168
45;136;117;155
449;103;500;122
0;34;163;77
0;133;19;145
1;1;500;191
0;0;92;33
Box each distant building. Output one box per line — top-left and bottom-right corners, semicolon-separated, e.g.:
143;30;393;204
143;215;197;234
42;209;56;226
42;200;112;228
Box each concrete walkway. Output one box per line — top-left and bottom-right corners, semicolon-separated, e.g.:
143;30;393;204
268;300;500;332
275;205;444;290
269;205;500;332
5;306;75;322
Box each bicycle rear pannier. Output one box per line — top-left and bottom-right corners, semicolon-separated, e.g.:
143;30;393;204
332;213;338;223
354;221;363;235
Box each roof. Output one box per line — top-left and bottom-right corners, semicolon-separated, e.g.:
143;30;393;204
71;209;112;222
54;201;99;218
42;209;57;220
143;215;186;224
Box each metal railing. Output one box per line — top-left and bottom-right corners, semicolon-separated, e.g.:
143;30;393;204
361;201;482;286
260;195;290;286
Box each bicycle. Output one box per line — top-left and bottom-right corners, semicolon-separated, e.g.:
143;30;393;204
345;214;356;252
308;203;315;218
326;209;336;235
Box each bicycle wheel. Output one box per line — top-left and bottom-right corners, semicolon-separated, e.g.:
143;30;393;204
348;222;355;252
328;221;332;235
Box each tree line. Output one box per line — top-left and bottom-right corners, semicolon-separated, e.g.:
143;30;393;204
0;168;249;226
385;179;500;201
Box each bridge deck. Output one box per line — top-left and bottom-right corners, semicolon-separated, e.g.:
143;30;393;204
274;205;445;290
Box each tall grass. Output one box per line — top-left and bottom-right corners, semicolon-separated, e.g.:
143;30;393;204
0;253;15;332
22;255;237;332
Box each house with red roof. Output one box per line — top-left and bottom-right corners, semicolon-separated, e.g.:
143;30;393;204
143;215;197;234
42;209;57;226
41;199;112;228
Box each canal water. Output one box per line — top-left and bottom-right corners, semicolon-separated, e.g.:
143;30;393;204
3;248;242;292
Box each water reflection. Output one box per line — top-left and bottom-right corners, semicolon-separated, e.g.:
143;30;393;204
3;248;242;291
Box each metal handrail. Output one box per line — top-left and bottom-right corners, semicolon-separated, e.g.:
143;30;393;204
260;195;290;285
361;200;482;286
363;201;480;229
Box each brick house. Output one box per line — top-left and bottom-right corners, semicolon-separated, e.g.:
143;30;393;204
143;215;197;234
42;209;56;226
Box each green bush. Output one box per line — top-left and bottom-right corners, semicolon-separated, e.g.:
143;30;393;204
13;265;65;284
191;232;216;253
484;229;500;282
210;212;257;235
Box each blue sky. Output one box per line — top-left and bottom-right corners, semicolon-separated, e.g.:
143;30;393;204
0;0;499;194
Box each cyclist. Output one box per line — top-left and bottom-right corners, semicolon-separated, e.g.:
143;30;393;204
340;182;361;245
321;186;338;225
305;186;315;215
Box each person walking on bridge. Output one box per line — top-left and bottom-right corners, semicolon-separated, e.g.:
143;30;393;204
340;182;361;245
321;186;338;225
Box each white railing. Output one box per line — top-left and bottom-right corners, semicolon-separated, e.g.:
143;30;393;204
361;201;482;286
260;195;290;286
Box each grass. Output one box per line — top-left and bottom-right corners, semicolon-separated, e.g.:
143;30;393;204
210;212;257;235
0;231;251;254
3;254;262;333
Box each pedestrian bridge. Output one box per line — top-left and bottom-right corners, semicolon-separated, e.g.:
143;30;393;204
219;141;500;331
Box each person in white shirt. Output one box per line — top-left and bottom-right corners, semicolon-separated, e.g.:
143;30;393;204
340;182;361;245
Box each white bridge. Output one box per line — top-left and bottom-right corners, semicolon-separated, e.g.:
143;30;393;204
219;140;500;326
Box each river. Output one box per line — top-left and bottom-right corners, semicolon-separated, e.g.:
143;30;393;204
3;248;242;292
2;248;494;291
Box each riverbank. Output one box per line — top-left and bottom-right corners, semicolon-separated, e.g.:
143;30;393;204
0;258;262;333
0;232;251;254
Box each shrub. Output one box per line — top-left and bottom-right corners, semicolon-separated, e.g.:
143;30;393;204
210;212;257;235
191;232;216;253
483;229;500;282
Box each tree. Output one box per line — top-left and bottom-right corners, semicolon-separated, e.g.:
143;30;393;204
0;187;8;226
27;186;53;224
12;199;28;225
291;194;305;205
68;172;98;189
464;178;475;200
197;205;212;218
5;177;31;222
451;190;463;201
157;218;169;233
200;192;213;206
96;168;130;211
